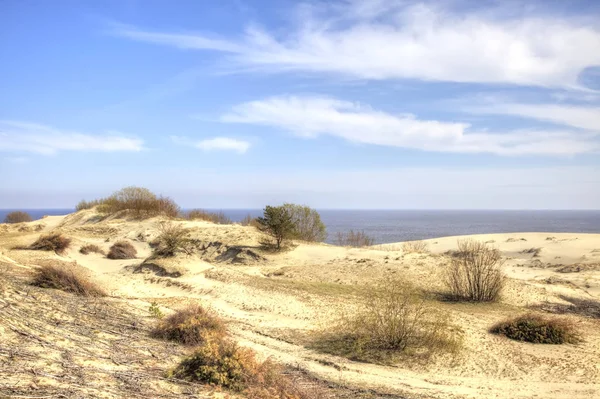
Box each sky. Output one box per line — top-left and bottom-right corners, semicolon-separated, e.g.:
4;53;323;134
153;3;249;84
1;0;600;209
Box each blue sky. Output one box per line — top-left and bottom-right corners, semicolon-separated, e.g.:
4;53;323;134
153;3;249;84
1;0;599;209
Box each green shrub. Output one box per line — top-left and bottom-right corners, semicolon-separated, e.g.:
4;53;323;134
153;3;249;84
490;313;581;344
3;211;33;224
445;239;505;302
282;204;326;242
334;230;375;247
29;233;72;254
256;206;295;250
32;263;106;297
151;304;226;346
107;241;137;259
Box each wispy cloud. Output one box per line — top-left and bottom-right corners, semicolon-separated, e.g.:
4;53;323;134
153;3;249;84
468;104;600;131
0;121;144;155
221;96;600;156
171;136;250;154
112;2;600;88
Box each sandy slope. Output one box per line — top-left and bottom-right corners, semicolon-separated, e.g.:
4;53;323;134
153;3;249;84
1;210;599;399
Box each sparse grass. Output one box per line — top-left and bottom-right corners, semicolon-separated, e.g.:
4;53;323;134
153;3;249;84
151;222;190;257
29;233;72;254
31;263;106;297
334;230;375;247
107;241;137;259
185;209;232;224
77;186;180;218
444;239;505;302
521;247;542;257
171;335;316;398
151;304;226;346
311;279;461;364
79;244;105;255
241;214;261;228
490;313;581;344
402;240;429;254
246;276;364;298
3;211;33;224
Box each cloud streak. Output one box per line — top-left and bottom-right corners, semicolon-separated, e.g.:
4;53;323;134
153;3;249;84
221;96;600;156
113;2;600;88
0;121;144;155
171;136;250;153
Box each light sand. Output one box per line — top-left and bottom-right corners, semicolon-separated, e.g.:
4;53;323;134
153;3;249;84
1;210;599;398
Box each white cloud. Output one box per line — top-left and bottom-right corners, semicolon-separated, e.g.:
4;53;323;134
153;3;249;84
468;104;600;131
0;121;144;155
221;95;600;156
113;2;600;88
171;136;250;153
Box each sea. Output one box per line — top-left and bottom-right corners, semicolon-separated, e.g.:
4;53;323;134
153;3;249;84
2;209;599;245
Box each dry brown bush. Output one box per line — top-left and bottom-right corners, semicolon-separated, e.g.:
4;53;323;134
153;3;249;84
31;263;106;297
241;214;261;228
151;222;190;257
185;209;232;224
78;186;180;218
151;304;226;346
29;233;72;254
79;244;105;255
444;239;505;302
402;240;429;253
490;313;581;344
334;230;375;247
171;335;316;398
107;241;137;259
3;211;33;224
313;279;461;363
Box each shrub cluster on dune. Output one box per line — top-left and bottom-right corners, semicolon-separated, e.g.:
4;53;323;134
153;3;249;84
28;233;72;255
107;241;137;259
491;313;581;344
31;263;106;297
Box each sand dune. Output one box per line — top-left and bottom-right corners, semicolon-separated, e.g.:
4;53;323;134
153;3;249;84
1;210;599;398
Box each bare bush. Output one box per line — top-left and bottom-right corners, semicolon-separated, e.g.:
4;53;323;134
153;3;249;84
313;279;461;363
151;304;226;346
78;186;180;218
79;244;105;255
282;203;327;242
490;313;581;344
402;240;429;253
107;241;137;259
75;199;105;211
445;239;505;302
185;209;232;224
151;222;190;257
29;233;72;254
240;214;261;228
334;230;375;247
3;211;33;224
32;263;106;297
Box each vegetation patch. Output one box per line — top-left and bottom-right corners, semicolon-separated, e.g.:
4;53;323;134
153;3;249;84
151;222;190;257
28;233;72;254
490;313;581;344
334;230;375;247
151;304;226;346
444;239;505;302
31;263;106;297
76;186;179;218
521;247;542;257
402;240;429;254
185;209;232;224
311;279;461;364
107;241;137;259
3;211;33;224
79;244;105;255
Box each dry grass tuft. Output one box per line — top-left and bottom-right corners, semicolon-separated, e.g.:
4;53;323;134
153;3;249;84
79;244;105;255
29;233;72;254
334;230;375;247
490;313;581;344
521;247;542;257
3;211;33;224
151;222;190;257
402;240;429;254
107;241;137;259
31;263;106;297
151;304;226;346
444;239;505;302
312;279;461;364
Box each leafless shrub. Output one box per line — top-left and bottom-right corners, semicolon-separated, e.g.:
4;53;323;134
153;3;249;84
444;239;505;302
185;209;232;224
334;230;375;247
3;211;33;224
29;233;72;254
151;304;226;346
79;244;105;255
490;313;581;344
402;240;429;254
31;263;106;297
240;214;260;227
107;241;137;259
151;222;190;257
312;279;461;363
79;186;180;218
